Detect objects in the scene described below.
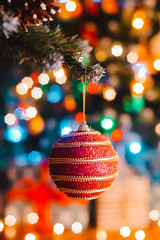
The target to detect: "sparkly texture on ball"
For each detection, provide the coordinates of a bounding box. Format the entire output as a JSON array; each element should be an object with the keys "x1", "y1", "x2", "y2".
[{"x1": 49, "y1": 121, "x2": 119, "y2": 200}]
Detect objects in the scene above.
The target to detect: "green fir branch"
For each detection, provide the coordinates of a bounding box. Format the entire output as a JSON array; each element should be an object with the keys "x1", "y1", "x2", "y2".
[{"x1": 0, "y1": 24, "x2": 104, "y2": 82}]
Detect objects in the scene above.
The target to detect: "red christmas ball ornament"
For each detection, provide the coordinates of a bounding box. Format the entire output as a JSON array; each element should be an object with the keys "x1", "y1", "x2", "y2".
[{"x1": 49, "y1": 121, "x2": 119, "y2": 200}]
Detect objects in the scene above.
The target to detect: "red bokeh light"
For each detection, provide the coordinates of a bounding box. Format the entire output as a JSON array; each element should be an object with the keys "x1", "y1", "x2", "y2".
[
  {"x1": 75, "y1": 112, "x2": 86, "y2": 123},
  {"x1": 88, "y1": 82, "x2": 99, "y2": 94}
]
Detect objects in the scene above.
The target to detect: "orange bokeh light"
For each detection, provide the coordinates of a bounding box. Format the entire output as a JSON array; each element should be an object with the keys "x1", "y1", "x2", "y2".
[
  {"x1": 75, "y1": 112, "x2": 86, "y2": 123},
  {"x1": 28, "y1": 115, "x2": 44, "y2": 135},
  {"x1": 101, "y1": 0, "x2": 119, "y2": 15},
  {"x1": 133, "y1": 9, "x2": 145, "y2": 19},
  {"x1": 58, "y1": 0, "x2": 83, "y2": 20},
  {"x1": 87, "y1": 82, "x2": 99, "y2": 95},
  {"x1": 64, "y1": 95, "x2": 77, "y2": 111},
  {"x1": 111, "y1": 129, "x2": 123, "y2": 141}
]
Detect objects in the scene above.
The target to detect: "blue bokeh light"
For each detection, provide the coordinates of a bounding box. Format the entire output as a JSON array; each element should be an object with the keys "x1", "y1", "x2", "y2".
[
  {"x1": 39, "y1": 138, "x2": 50, "y2": 150},
  {"x1": 14, "y1": 154, "x2": 28, "y2": 166},
  {"x1": 4, "y1": 125, "x2": 28, "y2": 142},
  {"x1": 28, "y1": 151, "x2": 42, "y2": 165},
  {"x1": 60, "y1": 116, "x2": 73, "y2": 136},
  {"x1": 91, "y1": 0, "x2": 101, "y2": 2},
  {"x1": 132, "y1": 63, "x2": 148, "y2": 78},
  {"x1": 14, "y1": 107, "x2": 26, "y2": 120},
  {"x1": 47, "y1": 84, "x2": 63, "y2": 103},
  {"x1": 58, "y1": 0, "x2": 69, "y2": 2}
]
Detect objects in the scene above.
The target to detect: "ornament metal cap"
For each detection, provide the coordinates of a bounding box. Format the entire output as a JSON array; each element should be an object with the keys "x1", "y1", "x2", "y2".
[{"x1": 78, "y1": 121, "x2": 90, "y2": 132}]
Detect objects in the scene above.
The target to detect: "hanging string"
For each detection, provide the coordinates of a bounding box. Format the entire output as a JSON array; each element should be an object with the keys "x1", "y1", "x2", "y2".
[{"x1": 83, "y1": 65, "x2": 87, "y2": 122}]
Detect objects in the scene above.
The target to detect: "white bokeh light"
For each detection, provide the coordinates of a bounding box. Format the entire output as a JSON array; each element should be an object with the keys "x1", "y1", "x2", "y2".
[
  {"x1": 38, "y1": 73, "x2": 50, "y2": 85},
  {"x1": 31, "y1": 87, "x2": 43, "y2": 99},
  {"x1": 28, "y1": 212, "x2": 39, "y2": 224},
  {"x1": 111, "y1": 44, "x2": 123, "y2": 57},
  {"x1": 149, "y1": 210, "x2": 159, "y2": 221},
  {"x1": 71, "y1": 222, "x2": 83, "y2": 234},
  {"x1": 120, "y1": 226, "x2": 131, "y2": 238},
  {"x1": 130, "y1": 142, "x2": 141, "y2": 154},
  {"x1": 135, "y1": 230, "x2": 145, "y2": 240},
  {"x1": 26, "y1": 107, "x2": 37, "y2": 119},
  {"x1": 65, "y1": 1, "x2": 77, "y2": 12},
  {"x1": 0, "y1": 221, "x2": 4, "y2": 232},
  {"x1": 4, "y1": 113, "x2": 16, "y2": 126},
  {"x1": 5, "y1": 215, "x2": 16, "y2": 227},
  {"x1": 25, "y1": 233, "x2": 36, "y2": 240},
  {"x1": 132, "y1": 18, "x2": 144, "y2": 29},
  {"x1": 53, "y1": 223, "x2": 65, "y2": 235}
]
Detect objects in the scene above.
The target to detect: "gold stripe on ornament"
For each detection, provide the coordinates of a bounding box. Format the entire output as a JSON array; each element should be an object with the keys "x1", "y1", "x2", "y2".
[
  {"x1": 61, "y1": 130, "x2": 101, "y2": 138},
  {"x1": 49, "y1": 156, "x2": 119, "y2": 164},
  {"x1": 49, "y1": 154, "x2": 118, "y2": 161},
  {"x1": 51, "y1": 171, "x2": 119, "y2": 182},
  {"x1": 70, "y1": 194, "x2": 103, "y2": 200},
  {"x1": 59, "y1": 186, "x2": 111, "y2": 194},
  {"x1": 53, "y1": 140, "x2": 111, "y2": 148}
]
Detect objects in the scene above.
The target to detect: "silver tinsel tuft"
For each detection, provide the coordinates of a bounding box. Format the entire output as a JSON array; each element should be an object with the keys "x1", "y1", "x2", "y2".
[
  {"x1": 2, "y1": 12, "x2": 20, "y2": 38},
  {"x1": 78, "y1": 39, "x2": 93, "y2": 58},
  {"x1": 87, "y1": 64, "x2": 105, "y2": 82},
  {"x1": 43, "y1": 52, "x2": 64, "y2": 71}
]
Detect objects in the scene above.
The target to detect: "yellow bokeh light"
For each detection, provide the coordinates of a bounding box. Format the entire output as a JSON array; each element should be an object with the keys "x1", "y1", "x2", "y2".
[
  {"x1": 5, "y1": 215, "x2": 16, "y2": 227},
  {"x1": 111, "y1": 44, "x2": 123, "y2": 57},
  {"x1": 103, "y1": 87, "x2": 117, "y2": 101},
  {"x1": 22, "y1": 77, "x2": 34, "y2": 89},
  {"x1": 71, "y1": 222, "x2": 83, "y2": 234},
  {"x1": 132, "y1": 18, "x2": 144, "y2": 29},
  {"x1": 65, "y1": 1, "x2": 77, "y2": 12},
  {"x1": 132, "y1": 82, "x2": 144, "y2": 94},
  {"x1": 56, "y1": 75, "x2": 67, "y2": 85},
  {"x1": 4, "y1": 227, "x2": 16, "y2": 239},
  {"x1": 38, "y1": 73, "x2": 50, "y2": 85},
  {"x1": 4, "y1": 113, "x2": 16, "y2": 126},
  {"x1": 127, "y1": 52, "x2": 138, "y2": 64},
  {"x1": 31, "y1": 87, "x2": 43, "y2": 99},
  {"x1": 16, "y1": 82, "x2": 28, "y2": 95},
  {"x1": 95, "y1": 49, "x2": 107, "y2": 62},
  {"x1": 96, "y1": 230, "x2": 107, "y2": 240},
  {"x1": 26, "y1": 107, "x2": 37, "y2": 119},
  {"x1": 158, "y1": 219, "x2": 160, "y2": 226},
  {"x1": 135, "y1": 230, "x2": 145, "y2": 240},
  {"x1": 149, "y1": 210, "x2": 159, "y2": 221},
  {"x1": 153, "y1": 59, "x2": 160, "y2": 71},
  {"x1": 53, "y1": 223, "x2": 64, "y2": 235},
  {"x1": 0, "y1": 221, "x2": 4, "y2": 232},
  {"x1": 53, "y1": 68, "x2": 65, "y2": 78},
  {"x1": 120, "y1": 226, "x2": 131, "y2": 238},
  {"x1": 25, "y1": 233, "x2": 36, "y2": 240}
]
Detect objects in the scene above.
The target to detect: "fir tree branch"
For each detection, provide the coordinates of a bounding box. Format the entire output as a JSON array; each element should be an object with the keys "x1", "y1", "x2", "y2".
[{"x1": 0, "y1": 24, "x2": 105, "y2": 82}]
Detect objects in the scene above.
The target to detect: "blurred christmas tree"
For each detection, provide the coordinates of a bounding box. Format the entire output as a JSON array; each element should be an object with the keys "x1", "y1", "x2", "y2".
[
  {"x1": 1, "y1": 0, "x2": 160, "y2": 180},
  {"x1": 1, "y1": 0, "x2": 160, "y2": 239}
]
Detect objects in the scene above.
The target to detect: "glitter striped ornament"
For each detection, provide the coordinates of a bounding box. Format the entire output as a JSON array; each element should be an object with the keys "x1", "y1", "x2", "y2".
[{"x1": 49, "y1": 122, "x2": 119, "y2": 200}]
